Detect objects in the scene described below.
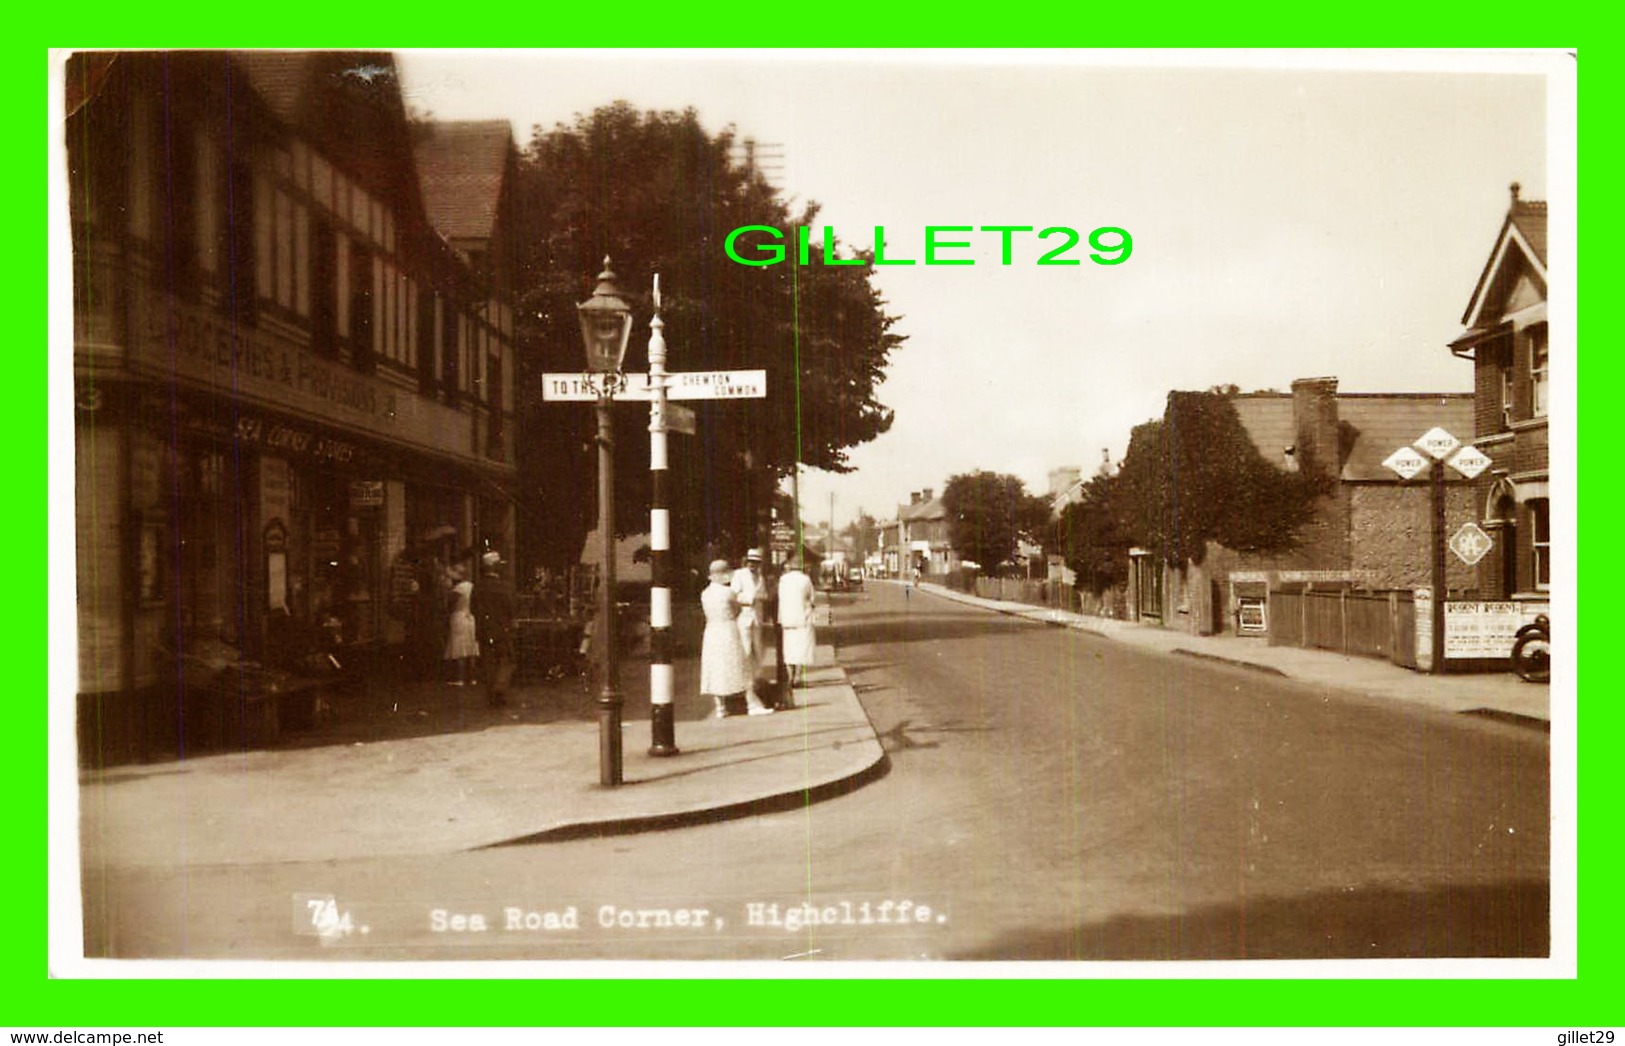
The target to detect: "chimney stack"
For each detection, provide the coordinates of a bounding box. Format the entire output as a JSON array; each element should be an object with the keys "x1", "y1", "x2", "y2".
[
  {"x1": 1290, "y1": 376, "x2": 1341, "y2": 483},
  {"x1": 922, "y1": 488, "x2": 934, "y2": 502}
]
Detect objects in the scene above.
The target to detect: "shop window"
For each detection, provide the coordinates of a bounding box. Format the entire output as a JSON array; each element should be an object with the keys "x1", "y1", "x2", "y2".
[
  {"x1": 486, "y1": 350, "x2": 505, "y2": 460},
  {"x1": 222, "y1": 162, "x2": 257, "y2": 328},
  {"x1": 349, "y1": 241, "x2": 375, "y2": 372},
  {"x1": 162, "y1": 113, "x2": 200, "y2": 297},
  {"x1": 441, "y1": 303, "x2": 460, "y2": 403},
  {"x1": 310, "y1": 215, "x2": 337, "y2": 355},
  {"x1": 253, "y1": 172, "x2": 273, "y2": 301},
  {"x1": 1530, "y1": 325, "x2": 1548, "y2": 418},
  {"x1": 128, "y1": 96, "x2": 152, "y2": 241},
  {"x1": 195, "y1": 132, "x2": 219, "y2": 277},
  {"x1": 417, "y1": 291, "x2": 437, "y2": 395},
  {"x1": 1529, "y1": 498, "x2": 1549, "y2": 591}
]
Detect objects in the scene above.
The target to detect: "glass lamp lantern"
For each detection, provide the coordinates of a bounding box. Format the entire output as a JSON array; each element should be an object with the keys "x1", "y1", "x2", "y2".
[{"x1": 576, "y1": 257, "x2": 633, "y2": 374}]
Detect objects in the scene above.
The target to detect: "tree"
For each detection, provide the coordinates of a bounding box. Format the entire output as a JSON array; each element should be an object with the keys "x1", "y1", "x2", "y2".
[
  {"x1": 841, "y1": 511, "x2": 879, "y2": 560},
  {"x1": 1115, "y1": 391, "x2": 1328, "y2": 567},
  {"x1": 941, "y1": 471, "x2": 1043, "y2": 572},
  {"x1": 1056, "y1": 475, "x2": 1133, "y2": 594},
  {"x1": 510, "y1": 103, "x2": 906, "y2": 571}
]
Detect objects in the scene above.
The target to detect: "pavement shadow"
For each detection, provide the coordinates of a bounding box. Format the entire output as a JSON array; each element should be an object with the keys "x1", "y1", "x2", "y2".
[
  {"x1": 948, "y1": 878, "x2": 1548, "y2": 960},
  {"x1": 834, "y1": 613, "x2": 1045, "y2": 649}
]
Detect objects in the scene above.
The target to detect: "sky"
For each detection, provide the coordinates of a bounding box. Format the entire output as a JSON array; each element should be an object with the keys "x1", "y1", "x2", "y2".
[{"x1": 394, "y1": 49, "x2": 1562, "y2": 530}]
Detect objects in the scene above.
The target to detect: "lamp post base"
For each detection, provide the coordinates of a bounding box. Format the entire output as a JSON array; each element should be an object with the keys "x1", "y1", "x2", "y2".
[
  {"x1": 597, "y1": 691, "x2": 623, "y2": 786},
  {"x1": 648, "y1": 703, "x2": 680, "y2": 757}
]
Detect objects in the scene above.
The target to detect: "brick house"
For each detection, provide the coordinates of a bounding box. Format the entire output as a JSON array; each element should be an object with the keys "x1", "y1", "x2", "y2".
[
  {"x1": 894, "y1": 489, "x2": 957, "y2": 576},
  {"x1": 1127, "y1": 378, "x2": 1476, "y2": 635},
  {"x1": 1447, "y1": 184, "x2": 1550, "y2": 603}
]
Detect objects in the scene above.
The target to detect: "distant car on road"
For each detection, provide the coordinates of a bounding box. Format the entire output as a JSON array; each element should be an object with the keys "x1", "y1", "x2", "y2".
[{"x1": 847, "y1": 567, "x2": 864, "y2": 590}]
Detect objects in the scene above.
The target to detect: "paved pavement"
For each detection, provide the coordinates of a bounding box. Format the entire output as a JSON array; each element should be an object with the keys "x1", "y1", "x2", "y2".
[
  {"x1": 78, "y1": 637, "x2": 883, "y2": 870},
  {"x1": 911, "y1": 580, "x2": 1552, "y2": 724},
  {"x1": 78, "y1": 583, "x2": 1548, "y2": 877}
]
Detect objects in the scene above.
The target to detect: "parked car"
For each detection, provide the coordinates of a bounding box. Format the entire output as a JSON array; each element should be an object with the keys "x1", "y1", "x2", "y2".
[{"x1": 847, "y1": 567, "x2": 864, "y2": 590}]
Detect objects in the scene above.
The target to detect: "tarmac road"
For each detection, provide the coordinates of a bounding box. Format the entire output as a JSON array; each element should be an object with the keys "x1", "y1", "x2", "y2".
[{"x1": 79, "y1": 581, "x2": 1549, "y2": 963}]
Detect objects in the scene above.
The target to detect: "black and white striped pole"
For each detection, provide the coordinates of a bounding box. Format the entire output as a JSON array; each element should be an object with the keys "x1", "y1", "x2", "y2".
[{"x1": 647, "y1": 276, "x2": 680, "y2": 757}]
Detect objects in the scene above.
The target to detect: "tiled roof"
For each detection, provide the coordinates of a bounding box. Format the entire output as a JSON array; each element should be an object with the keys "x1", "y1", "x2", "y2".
[
  {"x1": 1230, "y1": 395, "x2": 1296, "y2": 466},
  {"x1": 1511, "y1": 200, "x2": 1547, "y2": 266},
  {"x1": 1220, "y1": 391, "x2": 1475, "y2": 482},
  {"x1": 231, "y1": 51, "x2": 315, "y2": 121},
  {"x1": 1337, "y1": 394, "x2": 1475, "y2": 481},
  {"x1": 1461, "y1": 193, "x2": 1548, "y2": 326},
  {"x1": 898, "y1": 497, "x2": 945, "y2": 522},
  {"x1": 413, "y1": 120, "x2": 513, "y2": 243}
]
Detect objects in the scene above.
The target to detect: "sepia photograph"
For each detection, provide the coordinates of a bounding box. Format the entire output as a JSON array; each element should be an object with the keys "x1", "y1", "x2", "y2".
[{"x1": 51, "y1": 48, "x2": 1573, "y2": 971}]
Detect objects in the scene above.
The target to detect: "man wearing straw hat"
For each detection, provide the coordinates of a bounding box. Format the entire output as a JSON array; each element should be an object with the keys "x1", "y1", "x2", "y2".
[{"x1": 730, "y1": 548, "x2": 774, "y2": 714}]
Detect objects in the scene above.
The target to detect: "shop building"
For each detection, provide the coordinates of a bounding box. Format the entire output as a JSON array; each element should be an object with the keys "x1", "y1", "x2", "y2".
[{"x1": 67, "y1": 52, "x2": 517, "y2": 761}]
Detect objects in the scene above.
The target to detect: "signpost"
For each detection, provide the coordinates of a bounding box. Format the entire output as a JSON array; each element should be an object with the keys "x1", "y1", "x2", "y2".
[
  {"x1": 1383, "y1": 426, "x2": 1491, "y2": 675},
  {"x1": 544, "y1": 275, "x2": 766, "y2": 771},
  {"x1": 543, "y1": 370, "x2": 766, "y2": 402}
]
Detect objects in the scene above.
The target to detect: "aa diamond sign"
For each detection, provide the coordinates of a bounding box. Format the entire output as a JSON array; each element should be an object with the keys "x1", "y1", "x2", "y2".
[{"x1": 1449, "y1": 521, "x2": 1494, "y2": 566}]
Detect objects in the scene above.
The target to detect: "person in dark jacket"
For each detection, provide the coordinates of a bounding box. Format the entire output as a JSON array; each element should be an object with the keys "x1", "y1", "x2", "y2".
[{"x1": 470, "y1": 550, "x2": 517, "y2": 708}]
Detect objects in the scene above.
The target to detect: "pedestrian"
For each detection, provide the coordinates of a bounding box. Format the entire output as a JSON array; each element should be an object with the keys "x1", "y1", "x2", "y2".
[
  {"x1": 416, "y1": 548, "x2": 452, "y2": 678},
  {"x1": 443, "y1": 562, "x2": 478, "y2": 686},
  {"x1": 700, "y1": 558, "x2": 754, "y2": 718},
  {"x1": 731, "y1": 548, "x2": 773, "y2": 714},
  {"x1": 470, "y1": 550, "x2": 517, "y2": 709},
  {"x1": 777, "y1": 558, "x2": 817, "y2": 688}
]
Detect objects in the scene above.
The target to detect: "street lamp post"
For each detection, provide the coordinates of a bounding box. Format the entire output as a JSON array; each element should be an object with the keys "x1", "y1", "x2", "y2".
[{"x1": 578, "y1": 258, "x2": 634, "y2": 786}]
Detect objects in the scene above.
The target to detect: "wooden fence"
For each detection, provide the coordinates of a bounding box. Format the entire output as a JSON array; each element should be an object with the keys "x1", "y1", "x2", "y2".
[{"x1": 1268, "y1": 588, "x2": 1417, "y2": 669}]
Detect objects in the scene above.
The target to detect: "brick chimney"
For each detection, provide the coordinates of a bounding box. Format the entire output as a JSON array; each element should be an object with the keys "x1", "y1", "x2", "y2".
[
  {"x1": 922, "y1": 487, "x2": 934, "y2": 502},
  {"x1": 910, "y1": 491, "x2": 922, "y2": 505},
  {"x1": 1290, "y1": 376, "x2": 1341, "y2": 483}
]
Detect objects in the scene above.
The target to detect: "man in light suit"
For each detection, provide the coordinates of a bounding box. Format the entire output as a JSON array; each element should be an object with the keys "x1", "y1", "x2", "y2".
[{"x1": 730, "y1": 548, "x2": 774, "y2": 714}]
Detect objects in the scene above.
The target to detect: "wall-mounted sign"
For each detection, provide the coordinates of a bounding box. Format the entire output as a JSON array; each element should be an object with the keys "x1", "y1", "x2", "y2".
[
  {"x1": 1448, "y1": 445, "x2": 1492, "y2": 480},
  {"x1": 1449, "y1": 522, "x2": 1493, "y2": 566},
  {"x1": 263, "y1": 518, "x2": 288, "y2": 554},
  {"x1": 349, "y1": 480, "x2": 385, "y2": 508},
  {"x1": 1237, "y1": 597, "x2": 1268, "y2": 633}
]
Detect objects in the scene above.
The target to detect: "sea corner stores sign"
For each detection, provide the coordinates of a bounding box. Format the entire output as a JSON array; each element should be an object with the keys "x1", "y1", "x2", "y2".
[{"x1": 1383, "y1": 446, "x2": 1430, "y2": 480}]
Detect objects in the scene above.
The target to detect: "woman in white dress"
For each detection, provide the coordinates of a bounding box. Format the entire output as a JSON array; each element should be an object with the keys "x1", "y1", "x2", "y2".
[
  {"x1": 443, "y1": 564, "x2": 479, "y2": 686},
  {"x1": 777, "y1": 562, "x2": 817, "y2": 686},
  {"x1": 700, "y1": 559, "x2": 755, "y2": 717}
]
